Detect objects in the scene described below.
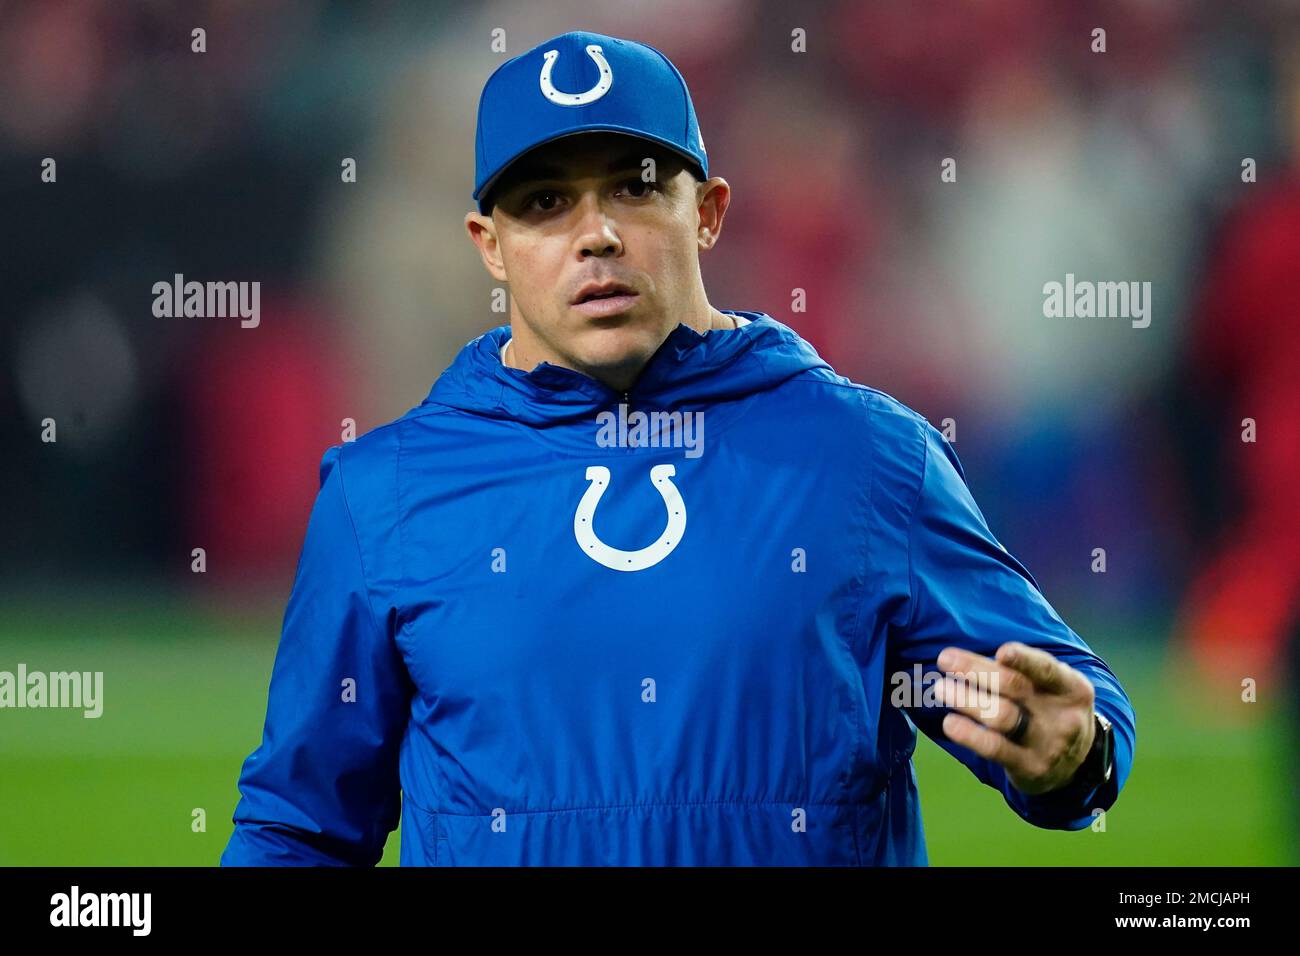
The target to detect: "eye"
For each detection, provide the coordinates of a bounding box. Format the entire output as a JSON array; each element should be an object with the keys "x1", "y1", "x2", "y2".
[
  {"x1": 620, "y1": 177, "x2": 660, "y2": 199},
  {"x1": 523, "y1": 189, "x2": 564, "y2": 213}
]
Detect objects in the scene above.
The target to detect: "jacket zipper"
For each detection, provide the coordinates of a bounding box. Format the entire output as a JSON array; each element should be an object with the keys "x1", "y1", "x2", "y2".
[{"x1": 622, "y1": 390, "x2": 634, "y2": 453}]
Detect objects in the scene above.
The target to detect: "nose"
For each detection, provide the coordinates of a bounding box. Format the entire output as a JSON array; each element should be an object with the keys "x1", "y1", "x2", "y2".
[{"x1": 573, "y1": 190, "x2": 623, "y2": 259}]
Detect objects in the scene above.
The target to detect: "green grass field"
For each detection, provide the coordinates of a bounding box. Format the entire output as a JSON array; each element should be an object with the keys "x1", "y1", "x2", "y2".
[{"x1": 1, "y1": 597, "x2": 1292, "y2": 865}]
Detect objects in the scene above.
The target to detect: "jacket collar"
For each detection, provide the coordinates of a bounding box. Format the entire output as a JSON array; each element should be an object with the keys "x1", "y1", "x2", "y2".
[{"x1": 422, "y1": 310, "x2": 831, "y2": 425}]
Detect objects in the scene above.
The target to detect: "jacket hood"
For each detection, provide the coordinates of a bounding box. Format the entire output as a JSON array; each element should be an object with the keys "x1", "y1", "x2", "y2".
[{"x1": 422, "y1": 310, "x2": 832, "y2": 426}]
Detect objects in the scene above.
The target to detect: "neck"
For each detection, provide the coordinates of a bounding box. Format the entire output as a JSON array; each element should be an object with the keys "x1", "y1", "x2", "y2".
[{"x1": 501, "y1": 302, "x2": 737, "y2": 386}]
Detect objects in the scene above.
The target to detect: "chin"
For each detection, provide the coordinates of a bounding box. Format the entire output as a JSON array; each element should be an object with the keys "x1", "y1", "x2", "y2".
[{"x1": 571, "y1": 320, "x2": 658, "y2": 370}]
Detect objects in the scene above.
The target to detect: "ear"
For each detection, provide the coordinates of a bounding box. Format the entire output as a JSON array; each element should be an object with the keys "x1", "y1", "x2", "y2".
[
  {"x1": 695, "y1": 177, "x2": 730, "y2": 251},
  {"x1": 465, "y1": 210, "x2": 509, "y2": 283}
]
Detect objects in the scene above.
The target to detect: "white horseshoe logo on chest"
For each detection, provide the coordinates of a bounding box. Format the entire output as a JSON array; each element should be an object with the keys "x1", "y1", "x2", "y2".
[
  {"x1": 539, "y1": 45, "x2": 613, "y2": 107},
  {"x1": 574, "y1": 464, "x2": 686, "y2": 571}
]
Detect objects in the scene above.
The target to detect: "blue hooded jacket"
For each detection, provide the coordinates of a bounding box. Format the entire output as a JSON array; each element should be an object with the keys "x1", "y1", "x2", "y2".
[{"x1": 221, "y1": 310, "x2": 1135, "y2": 866}]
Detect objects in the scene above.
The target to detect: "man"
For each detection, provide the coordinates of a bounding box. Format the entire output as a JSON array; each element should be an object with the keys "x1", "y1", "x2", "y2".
[{"x1": 222, "y1": 30, "x2": 1134, "y2": 866}]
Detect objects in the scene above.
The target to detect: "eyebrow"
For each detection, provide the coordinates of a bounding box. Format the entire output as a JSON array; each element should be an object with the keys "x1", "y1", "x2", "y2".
[{"x1": 506, "y1": 149, "x2": 668, "y2": 187}]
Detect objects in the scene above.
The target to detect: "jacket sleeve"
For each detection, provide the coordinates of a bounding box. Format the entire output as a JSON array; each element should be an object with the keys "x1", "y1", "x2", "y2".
[
  {"x1": 221, "y1": 444, "x2": 413, "y2": 865},
  {"x1": 887, "y1": 422, "x2": 1136, "y2": 830}
]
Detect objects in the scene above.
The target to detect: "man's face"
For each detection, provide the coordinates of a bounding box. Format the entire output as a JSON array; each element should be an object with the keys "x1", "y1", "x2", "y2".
[{"x1": 465, "y1": 131, "x2": 728, "y2": 386}]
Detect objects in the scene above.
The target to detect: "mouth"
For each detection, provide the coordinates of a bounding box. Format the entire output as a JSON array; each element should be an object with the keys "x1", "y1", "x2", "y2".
[{"x1": 571, "y1": 282, "x2": 640, "y2": 317}]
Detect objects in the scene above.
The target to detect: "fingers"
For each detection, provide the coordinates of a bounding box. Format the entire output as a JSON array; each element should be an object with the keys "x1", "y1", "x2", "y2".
[
  {"x1": 934, "y1": 644, "x2": 1097, "y2": 791},
  {"x1": 934, "y1": 675, "x2": 1022, "y2": 735},
  {"x1": 995, "y1": 641, "x2": 1088, "y2": 696},
  {"x1": 935, "y1": 646, "x2": 1035, "y2": 702},
  {"x1": 940, "y1": 711, "x2": 1035, "y2": 777}
]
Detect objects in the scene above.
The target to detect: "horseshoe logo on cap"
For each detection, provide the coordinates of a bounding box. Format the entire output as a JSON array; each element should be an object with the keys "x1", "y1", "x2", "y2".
[
  {"x1": 540, "y1": 44, "x2": 613, "y2": 107},
  {"x1": 574, "y1": 464, "x2": 686, "y2": 572}
]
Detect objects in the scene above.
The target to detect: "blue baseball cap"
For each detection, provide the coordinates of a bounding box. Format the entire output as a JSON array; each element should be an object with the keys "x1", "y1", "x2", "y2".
[{"x1": 473, "y1": 30, "x2": 709, "y2": 214}]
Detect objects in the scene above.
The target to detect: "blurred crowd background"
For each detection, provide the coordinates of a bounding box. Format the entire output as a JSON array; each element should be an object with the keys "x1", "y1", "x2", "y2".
[{"x1": 1, "y1": 0, "x2": 1297, "y2": 865}]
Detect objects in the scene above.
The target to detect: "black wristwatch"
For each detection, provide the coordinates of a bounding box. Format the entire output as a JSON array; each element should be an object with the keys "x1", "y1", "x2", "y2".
[{"x1": 1067, "y1": 710, "x2": 1114, "y2": 793}]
